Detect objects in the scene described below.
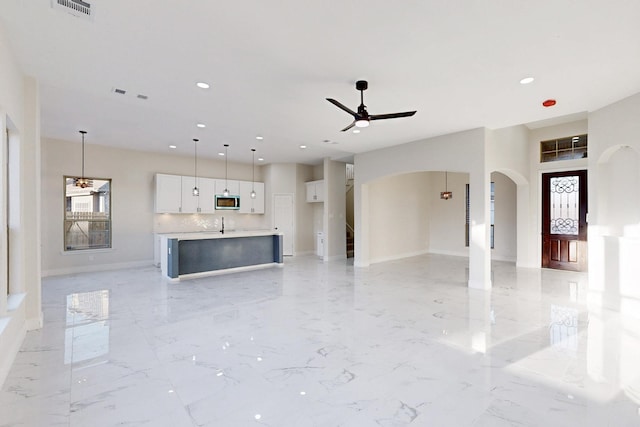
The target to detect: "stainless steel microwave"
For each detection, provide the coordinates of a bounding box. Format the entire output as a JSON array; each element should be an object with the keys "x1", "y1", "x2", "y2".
[{"x1": 215, "y1": 195, "x2": 240, "y2": 210}]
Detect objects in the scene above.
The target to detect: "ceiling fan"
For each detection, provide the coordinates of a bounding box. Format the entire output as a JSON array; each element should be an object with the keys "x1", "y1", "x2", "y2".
[{"x1": 326, "y1": 80, "x2": 417, "y2": 132}]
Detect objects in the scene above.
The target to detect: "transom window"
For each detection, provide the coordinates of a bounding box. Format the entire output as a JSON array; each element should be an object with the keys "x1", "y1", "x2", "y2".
[
  {"x1": 64, "y1": 177, "x2": 111, "y2": 251},
  {"x1": 540, "y1": 134, "x2": 588, "y2": 163}
]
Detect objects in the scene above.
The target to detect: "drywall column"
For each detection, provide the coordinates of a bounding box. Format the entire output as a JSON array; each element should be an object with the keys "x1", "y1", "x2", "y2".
[
  {"x1": 516, "y1": 184, "x2": 535, "y2": 268},
  {"x1": 323, "y1": 158, "x2": 346, "y2": 261},
  {"x1": 468, "y1": 167, "x2": 492, "y2": 289},
  {"x1": 354, "y1": 182, "x2": 369, "y2": 267},
  {"x1": 22, "y1": 76, "x2": 42, "y2": 329}
]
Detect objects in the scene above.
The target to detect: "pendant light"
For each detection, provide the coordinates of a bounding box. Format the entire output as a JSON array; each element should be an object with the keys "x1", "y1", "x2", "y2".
[
  {"x1": 250, "y1": 148, "x2": 256, "y2": 199},
  {"x1": 223, "y1": 144, "x2": 230, "y2": 196},
  {"x1": 192, "y1": 138, "x2": 199, "y2": 196},
  {"x1": 440, "y1": 171, "x2": 453, "y2": 200},
  {"x1": 75, "y1": 130, "x2": 90, "y2": 188}
]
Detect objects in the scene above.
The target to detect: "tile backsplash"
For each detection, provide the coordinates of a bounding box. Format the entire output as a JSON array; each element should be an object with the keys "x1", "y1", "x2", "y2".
[{"x1": 154, "y1": 212, "x2": 268, "y2": 233}]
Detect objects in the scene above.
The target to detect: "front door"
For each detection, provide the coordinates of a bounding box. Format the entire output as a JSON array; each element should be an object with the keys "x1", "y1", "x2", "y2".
[{"x1": 542, "y1": 170, "x2": 588, "y2": 271}]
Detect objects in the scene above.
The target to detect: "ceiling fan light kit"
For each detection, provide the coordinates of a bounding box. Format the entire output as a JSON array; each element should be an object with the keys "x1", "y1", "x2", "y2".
[{"x1": 326, "y1": 80, "x2": 417, "y2": 132}]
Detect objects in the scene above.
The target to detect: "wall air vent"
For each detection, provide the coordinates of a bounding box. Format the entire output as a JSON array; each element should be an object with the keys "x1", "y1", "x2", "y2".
[{"x1": 51, "y1": 0, "x2": 93, "y2": 20}]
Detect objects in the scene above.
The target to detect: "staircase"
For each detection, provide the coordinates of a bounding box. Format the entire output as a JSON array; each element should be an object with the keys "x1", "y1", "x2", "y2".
[{"x1": 346, "y1": 163, "x2": 355, "y2": 258}]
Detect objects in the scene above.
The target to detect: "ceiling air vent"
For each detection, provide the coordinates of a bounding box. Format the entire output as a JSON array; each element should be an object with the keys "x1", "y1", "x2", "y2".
[{"x1": 51, "y1": 0, "x2": 93, "y2": 20}]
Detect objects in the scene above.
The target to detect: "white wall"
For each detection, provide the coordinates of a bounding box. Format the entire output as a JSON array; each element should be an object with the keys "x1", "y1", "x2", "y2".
[
  {"x1": 41, "y1": 138, "x2": 266, "y2": 276},
  {"x1": 263, "y1": 163, "x2": 317, "y2": 256},
  {"x1": 491, "y1": 172, "x2": 517, "y2": 262},
  {"x1": 0, "y1": 27, "x2": 41, "y2": 386},
  {"x1": 296, "y1": 164, "x2": 315, "y2": 255},
  {"x1": 428, "y1": 171, "x2": 467, "y2": 257},
  {"x1": 588, "y1": 93, "x2": 640, "y2": 317},
  {"x1": 324, "y1": 159, "x2": 346, "y2": 261},
  {"x1": 486, "y1": 125, "x2": 532, "y2": 266},
  {"x1": 368, "y1": 172, "x2": 431, "y2": 263}
]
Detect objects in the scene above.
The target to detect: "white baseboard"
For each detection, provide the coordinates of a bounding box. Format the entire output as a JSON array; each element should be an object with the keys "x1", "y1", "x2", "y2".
[
  {"x1": 26, "y1": 312, "x2": 44, "y2": 331},
  {"x1": 293, "y1": 250, "x2": 315, "y2": 257},
  {"x1": 42, "y1": 260, "x2": 154, "y2": 277},
  {"x1": 427, "y1": 249, "x2": 469, "y2": 258},
  {"x1": 370, "y1": 249, "x2": 430, "y2": 265}
]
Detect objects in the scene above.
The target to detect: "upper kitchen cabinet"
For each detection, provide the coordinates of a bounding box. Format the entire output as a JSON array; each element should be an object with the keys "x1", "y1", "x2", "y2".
[
  {"x1": 155, "y1": 174, "x2": 183, "y2": 213},
  {"x1": 197, "y1": 177, "x2": 216, "y2": 213},
  {"x1": 306, "y1": 180, "x2": 324, "y2": 202},
  {"x1": 181, "y1": 176, "x2": 199, "y2": 213},
  {"x1": 155, "y1": 174, "x2": 216, "y2": 214},
  {"x1": 215, "y1": 179, "x2": 240, "y2": 196},
  {"x1": 239, "y1": 181, "x2": 265, "y2": 214}
]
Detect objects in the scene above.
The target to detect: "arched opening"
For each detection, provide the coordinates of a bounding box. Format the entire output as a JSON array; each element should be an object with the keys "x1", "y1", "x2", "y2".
[{"x1": 490, "y1": 171, "x2": 518, "y2": 263}]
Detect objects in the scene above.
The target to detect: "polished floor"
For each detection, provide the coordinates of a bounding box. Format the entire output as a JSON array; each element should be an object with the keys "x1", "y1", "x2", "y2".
[{"x1": 1, "y1": 254, "x2": 639, "y2": 426}]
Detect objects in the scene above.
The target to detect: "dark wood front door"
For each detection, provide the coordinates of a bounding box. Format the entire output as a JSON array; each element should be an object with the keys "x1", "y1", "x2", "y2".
[{"x1": 542, "y1": 170, "x2": 588, "y2": 271}]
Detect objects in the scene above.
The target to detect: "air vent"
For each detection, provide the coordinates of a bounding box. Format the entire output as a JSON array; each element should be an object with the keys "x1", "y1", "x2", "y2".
[
  {"x1": 137, "y1": 94, "x2": 148, "y2": 100},
  {"x1": 113, "y1": 88, "x2": 126, "y2": 95},
  {"x1": 51, "y1": 0, "x2": 93, "y2": 20}
]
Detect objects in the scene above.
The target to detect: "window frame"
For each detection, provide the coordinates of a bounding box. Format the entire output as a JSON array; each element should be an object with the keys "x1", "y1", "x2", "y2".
[{"x1": 63, "y1": 176, "x2": 112, "y2": 252}]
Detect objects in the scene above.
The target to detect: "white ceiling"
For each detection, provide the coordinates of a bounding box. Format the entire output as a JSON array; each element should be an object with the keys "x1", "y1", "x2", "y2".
[{"x1": 2, "y1": 0, "x2": 640, "y2": 165}]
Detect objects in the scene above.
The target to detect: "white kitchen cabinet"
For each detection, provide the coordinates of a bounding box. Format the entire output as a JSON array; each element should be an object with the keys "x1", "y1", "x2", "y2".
[
  {"x1": 155, "y1": 174, "x2": 183, "y2": 213},
  {"x1": 181, "y1": 176, "x2": 200, "y2": 213},
  {"x1": 215, "y1": 179, "x2": 240, "y2": 196},
  {"x1": 198, "y1": 177, "x2": 216, "y2": 213},
  {"x1": 239, "y1": 181, "x2": 265, "y2": 214},
  {"x1": 306, "y1": 180, "x2": 324, "y2": 202}
]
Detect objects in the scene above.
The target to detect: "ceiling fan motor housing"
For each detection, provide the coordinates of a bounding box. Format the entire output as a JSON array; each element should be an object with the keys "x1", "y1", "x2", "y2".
[{"x1": 356, "y1": 80, "x2": 368, "y2": 91}]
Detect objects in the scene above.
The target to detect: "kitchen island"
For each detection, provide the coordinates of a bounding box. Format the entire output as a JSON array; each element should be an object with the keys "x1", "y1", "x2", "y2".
[{"x1": 157, "y1": 230, "x2": 283, "y2": 280}]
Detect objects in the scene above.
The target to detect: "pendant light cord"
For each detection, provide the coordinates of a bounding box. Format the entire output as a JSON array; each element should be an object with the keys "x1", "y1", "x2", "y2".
[
  {"x1": 224, "y1": 144, "x2": 229, "y2": 194},
  {"x1": 251, "y1": 148, "x2": 255, "y2": 191},
  {"x1": 79, "y1": 130, "x2": 87, "y2": 180},
  {"x1": 193, "y1": 139, "x2": 198, "y2": 184}
]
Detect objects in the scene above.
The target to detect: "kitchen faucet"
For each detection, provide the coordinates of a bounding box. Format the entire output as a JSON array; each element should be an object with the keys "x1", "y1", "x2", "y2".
[{"x1": 220, "y1": 216, "x2": 225, "y2": 234}]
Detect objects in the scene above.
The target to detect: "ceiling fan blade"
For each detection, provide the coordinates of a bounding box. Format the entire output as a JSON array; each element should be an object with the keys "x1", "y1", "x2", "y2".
[
  {"x1": 340, "y1": 122, "x2": 356, "y2": 132},
  {"x1": 369, "y1": 111, "x2": 417, "y2": 121},
  {"x1": 326, "y1": 98, "x2": 357, "y2": 117}
]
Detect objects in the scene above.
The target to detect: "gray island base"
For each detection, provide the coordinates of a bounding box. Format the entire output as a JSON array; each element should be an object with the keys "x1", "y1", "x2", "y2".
[{"x1": 159, "y1": 231, "x2": 284, "y2": 280}]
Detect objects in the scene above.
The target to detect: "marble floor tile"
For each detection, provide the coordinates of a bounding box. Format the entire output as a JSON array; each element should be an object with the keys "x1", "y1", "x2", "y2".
[{"x1": 1, "y1": 254, "x2": 640, "y2": 426}]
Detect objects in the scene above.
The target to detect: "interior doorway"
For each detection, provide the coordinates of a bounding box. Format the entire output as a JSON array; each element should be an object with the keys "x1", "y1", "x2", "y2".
[{"x1": 542, "y1": 170, "x2": 588, "y2": 271}]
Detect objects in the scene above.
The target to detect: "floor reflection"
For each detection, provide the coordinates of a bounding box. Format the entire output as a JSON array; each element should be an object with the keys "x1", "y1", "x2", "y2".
[{"x1": 64, "y1": 290, "x2": 110, "y2": 366}]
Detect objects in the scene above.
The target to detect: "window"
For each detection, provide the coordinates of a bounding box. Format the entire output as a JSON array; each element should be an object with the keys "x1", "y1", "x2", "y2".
[
  {"x1": 540, "y1": 134, "x2": 587, "y2": 163},
  {"x1": 465, "y1": 182, "x2": 494, "y2": 248},
  {"x1": 64, "y1": 177, "x2": 111, "y2": 251}
]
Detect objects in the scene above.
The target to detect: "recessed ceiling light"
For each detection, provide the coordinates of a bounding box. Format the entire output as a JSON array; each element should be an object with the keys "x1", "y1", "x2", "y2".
[
  {"x1": 196, "y1": 123, "x2": 206, "y2": 128},
  {"x1": 169, "y1": 145, "x2": 177, "y2": 149},
  {"x1": 299, "y1": 145, "x2": 307, "y2": 149},
  {"x1": 256, "y1": 135, "x2": 263, "y2": 140},
  {"x1": 218, "y1": 152, "x2": 225, "y2": 156},
  {"x1": 520, "y1": 77, "x2": 535, "y2": 85},
  {"x1": 196, "y1": 82, "x2": 210, "y2": 89},
  {"x1": 258, "y1": 157, "x2": 264, "y2": 161},
  {"x1": 352, "y1": 129, "x2": 361, "y2": 134}
]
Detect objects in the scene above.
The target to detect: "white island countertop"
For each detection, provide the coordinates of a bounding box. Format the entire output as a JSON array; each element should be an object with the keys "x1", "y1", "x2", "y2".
[{"x1": 157, "y1": 230, "x2": 282, "y2": 241}]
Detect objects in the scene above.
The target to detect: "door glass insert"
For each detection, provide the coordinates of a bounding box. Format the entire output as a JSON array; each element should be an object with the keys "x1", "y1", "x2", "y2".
[{"x1": 550, "y1": 175, "x2": 579, "y2": 235}]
